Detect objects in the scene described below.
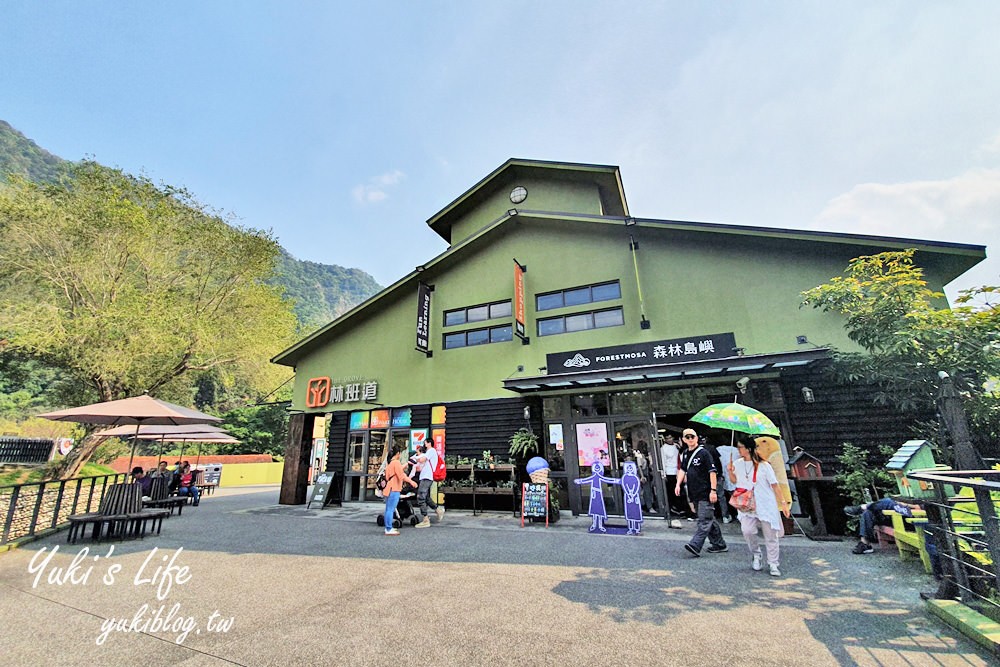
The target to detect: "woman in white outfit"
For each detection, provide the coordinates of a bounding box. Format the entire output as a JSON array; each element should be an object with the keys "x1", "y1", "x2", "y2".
[{"x1": 726, "y1": 435, "x2": 791, "y2": 576}]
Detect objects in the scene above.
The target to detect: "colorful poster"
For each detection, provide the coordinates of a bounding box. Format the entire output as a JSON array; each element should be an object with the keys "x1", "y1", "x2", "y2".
[
  {"x1": 514, "y1": 261, "x2": 526, "y2": 339},
  {"x1": 311, "y1": 415, "x2": 327, "y2": 440},
  {"x1": 349, "y1": 411, "x2": 370, "y2": 430},
  {"x1": 576, "y1": 422, "x2": 610, "y2": 467},
  {"x1": 431, "y1": 405, "x2": 446, "y2": 425},
  {"x1": 392, "y1": 408, "x2": 412, "y2": 428},
  {"x1": 409, "y1": 428, "x2": 429, "y2": 455},
  {"x1": 432, "y1": 428, "x2": 446, "y2": 459},
  {"x1": 370, "y1": 409, "x2": 391, "y2": 429},
  {"x1": 549, "y1": 424, "x2": 564, "y2": 452}
]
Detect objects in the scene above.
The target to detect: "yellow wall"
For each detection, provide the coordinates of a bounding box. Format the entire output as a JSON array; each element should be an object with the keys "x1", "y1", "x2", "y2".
[{"x1": 219, "y1": 462, "x2": 284, "y2": 487}]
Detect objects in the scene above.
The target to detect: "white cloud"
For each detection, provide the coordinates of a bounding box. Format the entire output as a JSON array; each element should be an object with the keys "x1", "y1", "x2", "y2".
[
  {"x1": 351, "y1": 169, "x2": 406, "y2": 205},
  {"x1": 813, "y1": 169, "x2": 1000, "y2": 296}
]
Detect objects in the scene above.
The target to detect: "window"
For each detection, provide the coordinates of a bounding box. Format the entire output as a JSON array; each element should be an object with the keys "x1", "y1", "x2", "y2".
[
  {"x1": 536, "y1": 307, "x2": 624, "y2": 337},
  {"x1": 443, "y1": 299, "x2": 512, "y2": 327},
  {"x1": 535, "y1": 281, "x2": 621, "y2": 312},
  {"x1": 443, "y1": 324, "x2": 513, "y2": 349}
]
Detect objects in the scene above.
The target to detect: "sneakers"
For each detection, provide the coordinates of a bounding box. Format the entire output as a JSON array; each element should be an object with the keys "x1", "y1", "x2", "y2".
[
  {"x1": 722, "y1": 516, "x2": 732, "y2": 524},
  {"x1": 415, "y1": 517, "x2": 431, "y2": 528},
  {"x1": 684, "y1": 543, "x2": 701, "y2": 558},
  {"x1": 852, "y1": 541, "x2": 874, "y2": 554},
  {"x1": 384, "y1": 529, "x2": 400, "y2": 536},
  {"x1": 769, "y1": 564, "x2": 781, "y2": 577},
  {"x1": 843, "y1": 505, "x2": 864, "y2": 517},
  {"x1": 706, "y1": 544, "x2": 729, "y2": 553},
  {"x1": 752, "y1": 552, "x2": 762, "y2": 571},
  {"x1": 436, "y1": 506, "x2": 445, "y2": 521}
]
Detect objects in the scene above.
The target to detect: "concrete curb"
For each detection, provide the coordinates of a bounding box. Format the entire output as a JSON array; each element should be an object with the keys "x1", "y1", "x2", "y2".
[{"x1": 927, "y1": 599, "x2": 1000, "y2": 655}]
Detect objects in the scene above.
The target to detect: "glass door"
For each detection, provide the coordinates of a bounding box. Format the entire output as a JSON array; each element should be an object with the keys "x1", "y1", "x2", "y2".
[
  {"x1": 613, "y1": 418, "x2": 662, "y2": 518},
  {"x1": 363, "y1": 430, "x2": 389, "y2": 501}
]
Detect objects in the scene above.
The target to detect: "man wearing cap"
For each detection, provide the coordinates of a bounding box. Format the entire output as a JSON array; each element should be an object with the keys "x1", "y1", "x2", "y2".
[{"x1": 675, "y1": 428, "x2": 728, "y2": 557}]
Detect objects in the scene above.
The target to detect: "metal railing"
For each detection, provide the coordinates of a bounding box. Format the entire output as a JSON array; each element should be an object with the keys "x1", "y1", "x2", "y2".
[
  {"x1": 908, "y1": 468, "x2": 1000, "y2": 613},
  {"x1": 1, "y1": 472, "x2": 128, "y2": 547}
]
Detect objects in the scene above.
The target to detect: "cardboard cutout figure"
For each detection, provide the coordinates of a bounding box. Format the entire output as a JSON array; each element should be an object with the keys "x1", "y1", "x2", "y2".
[
  {"x1": 754, "y1": 436, "x2": 791, "y2": 506},
  {"x1": 573, "y1": 461, "x2": 621, "y2": 533},
  {"x1": 620, "y1": 461, "x2": 644, "y2": 534}
]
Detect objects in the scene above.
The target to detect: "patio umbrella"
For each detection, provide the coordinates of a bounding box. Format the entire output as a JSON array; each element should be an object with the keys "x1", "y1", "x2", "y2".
[
  {"x1": 39, "y1": 395, "x2": 223, "y2": 470},
  {"x1": 689, "y1": 402, "x2": 781, "y2": 437},
  {"x1": 95, "y1": 424, "x2": 237, "y2": 467}
]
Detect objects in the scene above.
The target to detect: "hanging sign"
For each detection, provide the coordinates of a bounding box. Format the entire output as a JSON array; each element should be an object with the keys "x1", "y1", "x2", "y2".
[
  {"x1": 513, "y1": 261, "x2": 526, "y2": 339},
  {"x1": 547, "y1": 332, "x2": 738, "y2": 374},
  {"x1": 416, "y1": 282, "x2": 432, "y2": 354}
]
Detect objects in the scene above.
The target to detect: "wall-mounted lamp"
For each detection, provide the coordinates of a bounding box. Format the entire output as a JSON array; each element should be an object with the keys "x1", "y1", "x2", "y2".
[
  {"x1": 736, "y1": 376, "x2": 750, "y2": 394},
  {"x1": 415, "y1": 265, "x2": 426, "y2": 272},
  {"x1": 732, "y1": 347, "x2": 746, "y2": 357},
  {"x1": 507, "y1": 208, "x2": 519, "y2": 217},
  {"x1": 523, "y1": 406, "x2": 531, "y2": 421},
  {"x1": 801, "y1": 387, "x2": 815, "y2": 403},
  {"x1": 624, "y1": 217, "x2": 637, "y2": 226},
  {"x1": 796, "y1": 335, "x2": 809, "y2": 345}
]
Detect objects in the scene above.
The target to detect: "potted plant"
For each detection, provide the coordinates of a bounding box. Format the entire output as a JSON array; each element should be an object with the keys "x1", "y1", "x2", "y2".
[{"x1": 508, "y1": 428, "x2": 539, "y2": 459}]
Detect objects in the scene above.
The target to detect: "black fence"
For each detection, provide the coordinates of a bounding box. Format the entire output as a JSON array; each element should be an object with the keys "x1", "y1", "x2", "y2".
[
  {"x1": 0, "y1": 437, "x2": 54, "y2": 464},
  {"x1": 908, "y1": 468, "x2": 1000, "y2": 616},
  {"x1": 1, "y1": 473, "x2": 128, "y2": 546}
]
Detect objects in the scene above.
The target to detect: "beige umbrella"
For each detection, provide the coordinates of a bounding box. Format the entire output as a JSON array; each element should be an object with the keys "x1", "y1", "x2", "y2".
[
  {"x1": 39, "y1": 395, "x2": 222, "y2": 470},
  {"x1": 95, "y1": 424, "x2": 237, "y2": 467}
]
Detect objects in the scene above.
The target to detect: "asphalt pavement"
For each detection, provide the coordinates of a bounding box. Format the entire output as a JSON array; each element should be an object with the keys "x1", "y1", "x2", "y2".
[{"x1": 0, "y1": 485, "x2": 992, "y2": 666}]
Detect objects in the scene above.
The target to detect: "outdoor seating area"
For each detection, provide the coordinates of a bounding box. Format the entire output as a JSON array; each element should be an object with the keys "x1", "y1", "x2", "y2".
[
  {"x1": 142, "y1": 476, "x2": 191, "y2": 515},
  {"x1": 67, "y1": 482, "x2": 168, "y2": 544}
]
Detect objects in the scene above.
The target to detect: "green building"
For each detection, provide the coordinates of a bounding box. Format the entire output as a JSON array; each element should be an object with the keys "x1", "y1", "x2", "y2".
[{"x1": 272, "y1": 159, "x2": 985, "y2": 516}]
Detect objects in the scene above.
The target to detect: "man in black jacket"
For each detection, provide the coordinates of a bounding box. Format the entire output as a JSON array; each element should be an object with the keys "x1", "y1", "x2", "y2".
[{"x1": 675, "y1": 428, "x2": 727, "y2": 556}]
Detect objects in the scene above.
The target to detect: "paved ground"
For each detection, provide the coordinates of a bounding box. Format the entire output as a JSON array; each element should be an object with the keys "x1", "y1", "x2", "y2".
[{"x1": 0, "y1": 485, "x2": 992, "y2": 666}]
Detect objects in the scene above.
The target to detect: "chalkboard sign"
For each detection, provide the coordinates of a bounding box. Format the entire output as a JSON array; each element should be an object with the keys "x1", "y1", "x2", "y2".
[
  {"x1": 521, "y1": 482, "x2": 549, "y2": 527},
  {"x1": 307, "y1": 472, "x2": 339, "y2": 509}
]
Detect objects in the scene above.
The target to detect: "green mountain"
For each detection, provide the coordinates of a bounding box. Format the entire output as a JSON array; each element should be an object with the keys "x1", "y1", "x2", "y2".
[
  {"x1": 0, "y1": 120, "x2": 66, "y2": 183},
  {"x1": 0, "y1": 120, "x2": 381, "y2": 330}
]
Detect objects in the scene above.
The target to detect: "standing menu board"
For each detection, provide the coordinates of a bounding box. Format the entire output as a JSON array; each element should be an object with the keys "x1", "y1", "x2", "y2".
[
  {"x1": 521, "y1": 482, "x2": 549, "y2": 527},
  {"x1": 307, "y1": 472, "x2": 339, "y2": 509}
]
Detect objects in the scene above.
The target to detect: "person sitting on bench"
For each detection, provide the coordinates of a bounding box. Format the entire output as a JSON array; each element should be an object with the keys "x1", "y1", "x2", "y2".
[
  {"x1": 844, "y1": 497, "x2": 922, "y2": 554},
  {"x1": 131, "y1": 466, "x2": 154, "y2": 500},
  {"x1": 177, "y1": 461, "x2": 201, "y2": 507}
]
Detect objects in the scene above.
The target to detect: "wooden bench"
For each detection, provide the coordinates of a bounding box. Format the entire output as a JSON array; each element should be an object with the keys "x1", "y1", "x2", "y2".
[
  {"x1": 143, "y1": 477, "x2": 190, "y2": 515},
  {"x1": 883, "y1": 509, "x2": 933, "y2": 574},
  {"x1": 68, "y1": 483, "x2": 169, "y2": 543}
]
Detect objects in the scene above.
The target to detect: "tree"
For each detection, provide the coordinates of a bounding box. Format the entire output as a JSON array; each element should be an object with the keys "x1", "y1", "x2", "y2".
[
  {"x1": 218, "y1": 402, "x2": 290, "y2": 458},
  {"x1": 801, "y1": 249, "x2": 1000, "y2": 456},
  {"x1": 0, "y1": 162, "x2": 299, "y2": 475}
]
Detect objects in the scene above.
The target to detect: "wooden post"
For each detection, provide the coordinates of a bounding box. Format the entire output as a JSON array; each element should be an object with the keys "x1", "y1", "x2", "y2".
[{"x1": 280, "y1": 413, "x2": 315, "y2": 505}]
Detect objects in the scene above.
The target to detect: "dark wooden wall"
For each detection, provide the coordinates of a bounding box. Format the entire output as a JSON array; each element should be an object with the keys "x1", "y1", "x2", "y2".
[
  {"x1": 444, "y1": 396, "x2": 537, "y2": 458},
  {"x1": 781, "y1": 363, "x2": 936, "y2": 471}
]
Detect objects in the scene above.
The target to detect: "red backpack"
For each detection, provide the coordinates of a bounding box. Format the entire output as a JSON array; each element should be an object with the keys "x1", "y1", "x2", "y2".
[{"x1": 432, "y1": 450, "x2": 447, "y2": 482}]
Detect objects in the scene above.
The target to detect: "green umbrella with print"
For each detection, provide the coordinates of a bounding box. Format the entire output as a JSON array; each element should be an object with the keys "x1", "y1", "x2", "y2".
[{"x1": 689, "y1": 402, "x2": 781, "y2": 437}]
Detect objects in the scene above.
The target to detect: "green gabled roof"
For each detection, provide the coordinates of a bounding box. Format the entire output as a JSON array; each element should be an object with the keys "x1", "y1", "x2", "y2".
[
  {"x1": 271, "y1": 160, "x2": 987, "y2": 368},
  {"x1": 271, "y1": 208, "x2": 985, "y2": 367},
  {"x1": 426, "y1": 158, "x2": 629, "y2": 243}
]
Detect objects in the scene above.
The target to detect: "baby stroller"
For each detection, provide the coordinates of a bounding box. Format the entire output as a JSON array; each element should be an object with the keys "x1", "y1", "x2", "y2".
[{"x1": 376, "y1": 481, "x2": 420, "y2": 528}]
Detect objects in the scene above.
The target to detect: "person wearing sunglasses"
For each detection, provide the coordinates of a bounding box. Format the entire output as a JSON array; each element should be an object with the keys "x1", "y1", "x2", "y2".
[{"x1": 675, "y1": 429, "x2": 728, "y2": 557}]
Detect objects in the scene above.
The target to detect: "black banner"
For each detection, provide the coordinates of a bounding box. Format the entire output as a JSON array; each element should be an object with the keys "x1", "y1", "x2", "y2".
[
  {"x1": 415, "y1": 282, "x2": 431, "y2": 353},
  {"x1": 546, "y1": 332, "x2": 737, "y2": 374}
]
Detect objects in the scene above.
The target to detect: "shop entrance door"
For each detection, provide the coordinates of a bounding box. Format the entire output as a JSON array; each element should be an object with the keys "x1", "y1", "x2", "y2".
[
  {"x1": 344, "y1": 430, "x2": 389, "y2": 502},
  {"x1": 612, "y1": 418, "x2": 662, "y2": 517}
]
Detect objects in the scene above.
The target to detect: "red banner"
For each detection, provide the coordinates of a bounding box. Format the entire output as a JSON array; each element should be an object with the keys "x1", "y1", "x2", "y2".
[{"x1": 514, "y1": 261, "x2": 526, "y2": 339}]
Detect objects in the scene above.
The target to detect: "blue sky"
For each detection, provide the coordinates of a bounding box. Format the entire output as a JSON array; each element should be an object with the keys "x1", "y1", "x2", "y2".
[{"x1": 3, "y1": 2, "x2": 998, "y2": 300}]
